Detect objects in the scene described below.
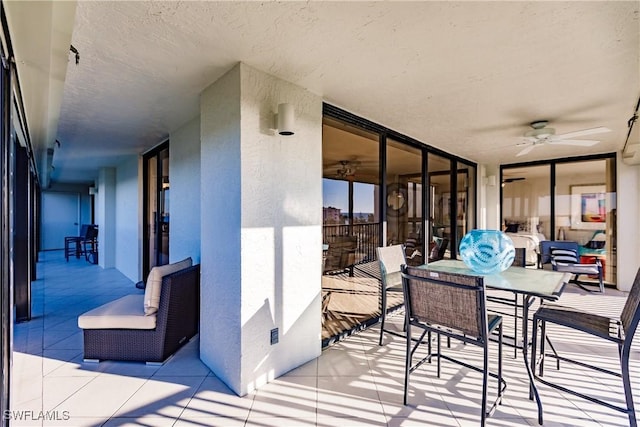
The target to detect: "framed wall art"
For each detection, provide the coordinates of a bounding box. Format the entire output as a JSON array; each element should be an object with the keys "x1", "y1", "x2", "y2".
[{"x1": 570, "y1": 184, "x2": 607, "y2": 230}]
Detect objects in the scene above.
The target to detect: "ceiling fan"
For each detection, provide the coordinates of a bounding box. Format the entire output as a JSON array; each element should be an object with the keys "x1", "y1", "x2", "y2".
[
  {"x1": 502, "y1": 177, "x2": 525, "y2": 185},
  {"x1": 325, "y1": 160, "x2": 361, "y2": 179},
  {"x1": 516, "y1": 120, "x2": 611, "y2": 157}
]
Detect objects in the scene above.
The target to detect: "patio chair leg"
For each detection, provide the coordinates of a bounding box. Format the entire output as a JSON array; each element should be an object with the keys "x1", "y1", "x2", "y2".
[
  {"x1": 404, "y1": 323, "x2": 411, "y2": 405},
  {"x1": 621, "y1": 349, "x2": 638, "y2": 427},
  {"x1": 599, "y1": 269, "x2": 604, "y2": 293},
  {"x1": 530, "y1": 317, "x2": 538, "y2": 400},
  {"x1": 437, "y1": 333, "x2": 441, "y2": 378},
  {"x1": 513, "y1": 294, "x2": 519, "y2": 359},
  {"x1": 379, "y1": 289, "x2": 387, "y2": 346},
  {"x1": 481, "y1": 343, "x2": 488, "y2": 427},
  {"x1": 538, "y1": 320, "x2": 546, "y2": 376},
  {"x1": 498, "y1": 323, "x2": 503, "y2": 401}
]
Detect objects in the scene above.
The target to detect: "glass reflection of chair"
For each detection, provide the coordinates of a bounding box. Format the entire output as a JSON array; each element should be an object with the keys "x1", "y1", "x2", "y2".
[
  {"x1": 401, "y1": 265, "x2": 506, "y2": 426},
  {"x1": 376, "y1": 244, "x2": 406, "y2": 346},
  {"x1": 323, "y1": 235, "x2": 358, "y2": 277},
  {"x1": 531, "y1": 266, "x2": 640, "y2": 427},
  {"x1": 427, "y1": 237, "x2": 449, "y2": 263}
]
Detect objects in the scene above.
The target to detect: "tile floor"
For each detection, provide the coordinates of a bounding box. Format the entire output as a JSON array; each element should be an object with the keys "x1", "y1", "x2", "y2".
[{"x1": 10, "y1": 251, "x2": 640, "y2": 426}]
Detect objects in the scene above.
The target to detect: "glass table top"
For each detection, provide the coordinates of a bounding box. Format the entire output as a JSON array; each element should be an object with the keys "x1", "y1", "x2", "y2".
[{"x1": 417, "y1": 259, "x2": 571, "y2": 300}]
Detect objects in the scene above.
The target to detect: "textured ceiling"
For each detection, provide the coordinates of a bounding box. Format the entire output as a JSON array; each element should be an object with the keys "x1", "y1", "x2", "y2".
[{"x1": 46, "y1": 1, "x2": 640, "y2": 183}]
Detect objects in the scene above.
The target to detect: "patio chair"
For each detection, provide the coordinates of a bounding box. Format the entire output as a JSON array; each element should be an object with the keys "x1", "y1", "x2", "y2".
[
  {"x1": 549, "y1": 242, "x2": 604, "y2": 293},
  {"x1": 377, "y1": 244, "x2": 406, "y2": 346},
  {"x1": 64, "y1": 224, "x2": 98, "y2": 262},
  {"x1": 530, "y1": 266, "x2": 640, "y2": 427},
  {"x1": 321, "y1": 291, "x2": 332, "y2": 324},
  {"x1": 401, "y1": 265, "x2": 506, "y2": 426},
  {"x1": 487, "y1": 247, "x2": 526, "y2": 357},
  {"x1": 539, "y1": 240, "x2": 577, "y2": 268},
  {"x1": 323, "y1": 235, "x2": 358, "y2": 276}
]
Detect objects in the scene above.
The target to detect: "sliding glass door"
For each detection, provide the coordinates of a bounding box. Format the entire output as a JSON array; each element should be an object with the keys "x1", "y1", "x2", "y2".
[
  {"x1": 321, "y1": 104, "x2": 478, "y2": 346},
  {"x1": 386, "y1": 138, "x2": 423, "y2": 262},
  {"x1": 502, "y1": 154, "x2": 616, "y2": 282},
  {"x1": 555, "y1": 158, "x2": 616, "y2": 283},
  {"x1": 143, "y1": 142, "x2": 170, "y2": 278},
  {"x1": 322, "y1": 117, "x2": 381, "y2": 265}
]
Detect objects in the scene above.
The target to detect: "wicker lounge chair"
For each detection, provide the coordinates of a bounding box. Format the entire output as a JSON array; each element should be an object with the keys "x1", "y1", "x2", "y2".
[{"x1": 79, "y1": 263, "x2": 200, "y2": 364}]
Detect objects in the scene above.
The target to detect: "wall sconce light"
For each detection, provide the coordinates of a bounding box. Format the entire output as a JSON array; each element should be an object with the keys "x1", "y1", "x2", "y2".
[
  {"x1": 88, "y1": 186, "x2": 98, "y2": 195},
  {"x1": 275, "y1": 103, "x2": 295, "y2": 136},
  {"x1": 483, "y1": 175, "x2": 497, "y2": 186}
]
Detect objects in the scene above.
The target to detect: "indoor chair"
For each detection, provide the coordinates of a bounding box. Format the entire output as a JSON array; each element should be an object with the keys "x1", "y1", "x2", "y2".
[
  {"x1": 549, "y1": 242, "x2": 604, "y2": 293},
  {"x1": 530, "y1": 266, "x2": 640, "y2": 427},
  {"x1": 377, "y1": 244, "x2": 406, "y2": 346},
  {"x1": 401, "y1": 265, "x2": 506, "y2": 426}
]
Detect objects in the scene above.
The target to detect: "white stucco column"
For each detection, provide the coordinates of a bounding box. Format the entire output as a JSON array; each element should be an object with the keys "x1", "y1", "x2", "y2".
[
  {"x1": 479, "y1": 163, "x2": 501, "y2": 230},
  {"x1": 616, "y1": 155, "x2": 640, "y2": 291},
  {"x1": 200, "y1": 63, "x2": 323, "y2": 396},
  {"x1": 170, "y1": 116, "x2": 201, "y2": 264},
  {"x1": 96, "y1": 167, "x2": 116, "y2": 268}
]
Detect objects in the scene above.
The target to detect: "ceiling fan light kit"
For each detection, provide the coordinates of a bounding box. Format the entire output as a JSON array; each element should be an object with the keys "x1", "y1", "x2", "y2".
[
  {"x1": 516, "y1": 120, "x2": 611, "y2": 157},
  {"x1": 524, "y1": 127, "x2": 555, "y2": 140}
]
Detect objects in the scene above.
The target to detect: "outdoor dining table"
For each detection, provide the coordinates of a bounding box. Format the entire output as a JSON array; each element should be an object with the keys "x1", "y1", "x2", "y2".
[{"x1": 420, "y1": 259, "x2": 572, "y2": 425}]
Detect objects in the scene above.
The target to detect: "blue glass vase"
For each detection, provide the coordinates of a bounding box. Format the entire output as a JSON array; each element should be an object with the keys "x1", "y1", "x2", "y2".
[{"x1": 459, "y1": 229, "x2": 515, "y2": 274}]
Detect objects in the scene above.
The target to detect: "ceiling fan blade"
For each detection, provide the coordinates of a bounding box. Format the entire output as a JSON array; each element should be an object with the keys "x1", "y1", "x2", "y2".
[
  {"x1": 548, "y1": 139, "x2": 600, "y2": 147},
  {"x1": 552, "y1": 126, "x2": 611, "y2": 140},
  {"x1": 516, "y1": 144, "x2": 536, "y2": 157}
]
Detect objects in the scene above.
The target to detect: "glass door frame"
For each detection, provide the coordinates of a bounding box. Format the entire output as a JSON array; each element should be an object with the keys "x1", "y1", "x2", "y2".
[
  {"x1": 324, "y1": 104, "x2": 477, "y2": 261},
  {"x1": 142, "y1": 140, "x2": 170, "y2": 279},
  {"x1": 500, "y1": 153, "x2": 617, "y2": 241}
]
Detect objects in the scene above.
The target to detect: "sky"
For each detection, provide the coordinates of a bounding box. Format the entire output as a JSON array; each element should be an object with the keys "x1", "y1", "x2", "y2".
[{"x1": 322, "y1": 179, "x2": 376, "y2": 213}]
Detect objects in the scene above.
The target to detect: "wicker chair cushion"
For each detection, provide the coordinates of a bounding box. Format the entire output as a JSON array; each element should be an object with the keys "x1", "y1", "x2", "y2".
[
  {"x1": 78, "y1": 295, "x2": 156, "y2": 330},
  {"x1": 144, "y1": 257, "x2": 192, "y2": 315}
]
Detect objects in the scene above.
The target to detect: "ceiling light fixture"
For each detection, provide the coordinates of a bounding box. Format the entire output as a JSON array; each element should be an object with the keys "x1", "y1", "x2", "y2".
[{"x1": 524, "y1": 120, "x2": 555, "y2": 140}]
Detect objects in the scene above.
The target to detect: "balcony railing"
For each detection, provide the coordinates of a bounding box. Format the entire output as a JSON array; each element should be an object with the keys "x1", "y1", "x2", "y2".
[{"x1": 323, "y1": 222, "x2": 380, "y2": 263}]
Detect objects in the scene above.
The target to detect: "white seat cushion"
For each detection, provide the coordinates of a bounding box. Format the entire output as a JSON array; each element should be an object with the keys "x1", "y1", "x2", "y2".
[
  {"x1": 78, "y1": 295, "x2": 156, "y2": 330},
  {"x1": 144, "y1": 257, "x2": 192, "y2": 315},
  {"x1": 555, "y1": 263, "x2": 600, "y2": 275}
]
